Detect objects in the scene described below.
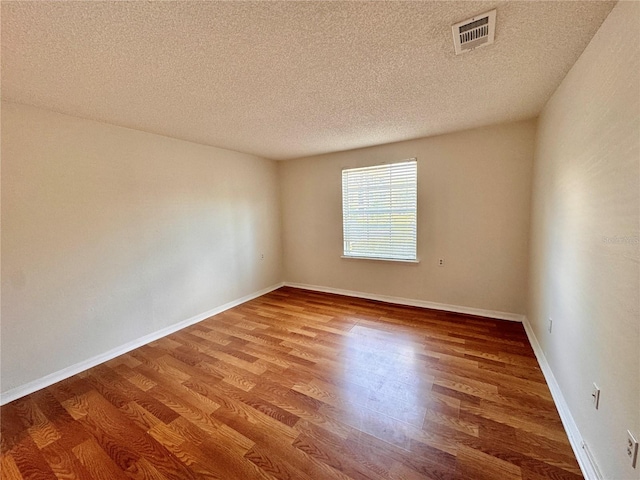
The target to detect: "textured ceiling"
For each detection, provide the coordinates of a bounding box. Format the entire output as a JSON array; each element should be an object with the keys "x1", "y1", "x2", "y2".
[{"x1": 2, "y1": 1, "x2": 615, "y2": 160}]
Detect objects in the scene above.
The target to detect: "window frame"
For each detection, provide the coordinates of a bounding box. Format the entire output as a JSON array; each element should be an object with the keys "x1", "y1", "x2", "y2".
[{"x1": 341, "y1": 159, "x2": 418, "y2": 263}]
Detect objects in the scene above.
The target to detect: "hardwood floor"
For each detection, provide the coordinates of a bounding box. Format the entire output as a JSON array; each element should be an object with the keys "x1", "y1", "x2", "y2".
[{"x1": 1, "y1": 287, "x2": 582, "y2": 480}]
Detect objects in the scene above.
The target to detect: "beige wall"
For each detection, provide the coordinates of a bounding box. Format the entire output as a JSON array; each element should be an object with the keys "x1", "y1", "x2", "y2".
[
  {"x1": 280, "y1": 120, "x2": 536, "y2": 315},
  {"x1": 0, "y1": 102, "x2": 283, "y2": 396},
  {"x1": 528, "y1": 2, "x2": 639, "y2": 479}
]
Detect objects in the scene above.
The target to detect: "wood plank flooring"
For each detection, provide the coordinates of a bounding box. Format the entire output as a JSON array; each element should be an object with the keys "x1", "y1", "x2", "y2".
[{"x1": 0, "y1": 287, "x2": 583, "y2": 480}]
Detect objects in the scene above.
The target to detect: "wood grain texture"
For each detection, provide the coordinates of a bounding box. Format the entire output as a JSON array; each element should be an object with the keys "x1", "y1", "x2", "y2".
[{"x1": 1, "y1": 287, "x2": 582, "y2": 479}]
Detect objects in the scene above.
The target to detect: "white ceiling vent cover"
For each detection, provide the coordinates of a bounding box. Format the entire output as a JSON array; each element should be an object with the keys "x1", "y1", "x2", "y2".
[{"x1": 452, "y1": 10, "x2": 496, "y2": 55}]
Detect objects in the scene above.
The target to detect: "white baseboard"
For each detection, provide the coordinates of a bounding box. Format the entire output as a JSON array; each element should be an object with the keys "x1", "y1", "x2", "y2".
[
  {"x1": 284, "y1": 282, "x2": 524, "y2": 322},
  {"x1": 0, "y1": 282, "x2": 284, "y2": 406},
  {"x1": 521, "y1": 316, "x2": 602, "y2": 480}
]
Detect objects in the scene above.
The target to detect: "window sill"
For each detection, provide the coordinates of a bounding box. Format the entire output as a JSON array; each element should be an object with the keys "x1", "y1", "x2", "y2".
[{"x1": 341, "y1": 255, "x2": 420, "y2": 264}]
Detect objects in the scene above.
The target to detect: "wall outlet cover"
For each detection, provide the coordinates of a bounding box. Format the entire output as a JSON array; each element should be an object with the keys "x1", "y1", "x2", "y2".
[
  {"x1": 591, "y1": 383, "x2": 600, "y2": 409},
  {"x1": 627, "y1": 430, "x2": 638, "y2": 468}
]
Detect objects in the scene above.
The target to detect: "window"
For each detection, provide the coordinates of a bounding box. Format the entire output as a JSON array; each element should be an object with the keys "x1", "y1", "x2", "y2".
[{"x1": 342, "y1": 159, "x2": 417, "y2": 261}]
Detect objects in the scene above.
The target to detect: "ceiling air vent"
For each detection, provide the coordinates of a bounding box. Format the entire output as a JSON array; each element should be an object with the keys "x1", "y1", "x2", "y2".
[{"x1": 452, "y1": 9, "x2": 496, "y2": 55}]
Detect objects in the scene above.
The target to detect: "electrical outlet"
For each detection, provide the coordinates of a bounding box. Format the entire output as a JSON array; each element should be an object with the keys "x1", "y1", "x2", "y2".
[
  {"x1": 548, "y1": 318, "x2": 553, "y2": 333},
  {"x1": 591, "y1": 383, "x2": 600, "y2": 409},
  {"x1": 627, "y1": 430, "x2": 638, "y2": 468},
  {"x1": 438, "y1": 258, "x2": 444, "y2": 267},
  {"x1": 260, "y1": 253, "x2": 264, "y2": 260}
]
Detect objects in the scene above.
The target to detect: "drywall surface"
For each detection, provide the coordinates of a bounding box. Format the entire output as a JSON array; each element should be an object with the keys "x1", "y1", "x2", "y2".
[
  {"x1": 280, "y1": 120, "x2": 536, "y2": 315},
  {"x1": 1, "y1": 102, "x2": 282, "y2": 395},
  {"x1": 528, "y1": 2, "x2": 639, "y2": 478}
]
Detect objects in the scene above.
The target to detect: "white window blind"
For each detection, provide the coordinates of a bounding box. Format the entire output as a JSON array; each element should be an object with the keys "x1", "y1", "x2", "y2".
[{"x1": 342, "y1": 160, "x2": 417, "y2": 261}]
